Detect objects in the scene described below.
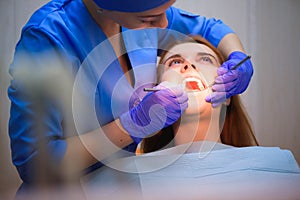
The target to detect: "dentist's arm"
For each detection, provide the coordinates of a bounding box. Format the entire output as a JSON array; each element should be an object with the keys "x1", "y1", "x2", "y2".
[{"x1": 62, "y1": 84, "x2": 188, "y2": 176}]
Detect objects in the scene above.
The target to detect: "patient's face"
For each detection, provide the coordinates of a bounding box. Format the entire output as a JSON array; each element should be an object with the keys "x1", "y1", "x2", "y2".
[{"x1": 159, "y1": 42, "x2": 220, "y2": 115}]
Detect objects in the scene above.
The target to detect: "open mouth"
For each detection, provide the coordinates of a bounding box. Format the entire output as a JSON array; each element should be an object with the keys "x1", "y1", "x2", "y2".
[{"x1": 183, "y1": 77, "x2": 207, "y2": 92}]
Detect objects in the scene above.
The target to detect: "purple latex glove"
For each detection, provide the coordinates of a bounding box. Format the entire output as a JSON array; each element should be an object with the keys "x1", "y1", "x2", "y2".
[
  {"x1": 205, "y1": 51, "x2": 253, "y2": 107},
  {"x1": 119, "y1": 83, "x2": 188, "y2": 143}
]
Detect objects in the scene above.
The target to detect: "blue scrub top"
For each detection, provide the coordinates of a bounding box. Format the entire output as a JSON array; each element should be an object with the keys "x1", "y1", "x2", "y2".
[{"x1": 8, "y1": 0, "x2": 233, "y2": 183}]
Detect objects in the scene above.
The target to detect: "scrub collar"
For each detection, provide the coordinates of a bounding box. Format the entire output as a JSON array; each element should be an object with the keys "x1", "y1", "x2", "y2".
[{"x1": 93, "y1": 0, "x2": 170, "y2": 12}]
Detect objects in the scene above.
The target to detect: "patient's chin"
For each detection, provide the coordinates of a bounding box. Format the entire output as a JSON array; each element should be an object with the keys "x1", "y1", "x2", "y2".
[{"x1": 184, "y1": 93, "x2": 211, "y2": 117}]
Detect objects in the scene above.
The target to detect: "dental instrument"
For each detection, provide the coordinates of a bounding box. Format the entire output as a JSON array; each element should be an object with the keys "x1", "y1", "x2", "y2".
[{"x1": 143, "y1": 88, "x2": 161, "y2": 92}]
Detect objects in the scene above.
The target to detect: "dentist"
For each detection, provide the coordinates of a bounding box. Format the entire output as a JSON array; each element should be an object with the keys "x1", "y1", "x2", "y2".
[{"x1": 8, "y1": 0, "x2": 253, "y2": 188}]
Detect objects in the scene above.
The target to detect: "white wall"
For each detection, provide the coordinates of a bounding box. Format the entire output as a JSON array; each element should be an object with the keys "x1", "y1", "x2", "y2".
[
  {"x1": 0, "y1": 0, "x2": 50, "y2": 198},
  {"x1": 175, "y1": 0, "x2": 300, "y2": 161},
  {"x1": 1, "y1": 0, "x2": 299, "y2": 198}
]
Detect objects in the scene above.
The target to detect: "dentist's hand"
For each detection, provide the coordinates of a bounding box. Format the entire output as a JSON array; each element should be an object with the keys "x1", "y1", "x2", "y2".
[
  {"x1": 119, "y1": 82, "x2": 188, "y2": 143},
  {"x1": 205, "y1": 51, "x2": 253, "y2": 107}
]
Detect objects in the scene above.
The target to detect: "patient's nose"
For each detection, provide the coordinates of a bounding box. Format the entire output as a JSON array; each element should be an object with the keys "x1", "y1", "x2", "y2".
[{"x1": 181, "y1": 62, "x2": 197, "y2": 73}]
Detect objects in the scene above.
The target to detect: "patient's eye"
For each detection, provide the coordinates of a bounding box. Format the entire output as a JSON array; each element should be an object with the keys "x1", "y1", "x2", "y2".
[
  {"x1": 196, "y1": 56, "x2": 213, "y2": 64},
  {"x1": 169, "y1": 59, "x2": 184, "y2": 66},
  {"x1": 165, "y1": 57, "x2": 185, "y2": 68}
]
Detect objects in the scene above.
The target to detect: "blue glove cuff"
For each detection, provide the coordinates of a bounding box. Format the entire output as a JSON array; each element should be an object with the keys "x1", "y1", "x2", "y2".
[
  {"x1": 119, "y1": 112, "x2": 143, "y2": 144},
  {"x1": 130, "y1": 136, "x2": 143, "y2": 144}
]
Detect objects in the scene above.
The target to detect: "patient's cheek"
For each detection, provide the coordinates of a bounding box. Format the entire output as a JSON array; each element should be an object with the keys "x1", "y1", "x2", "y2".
[
  {"x1": 197, "y1": 66, "x2": 218, "y2": 86},
  {"x1": 161, "y1": 70, "x2": 182, "y2": 85}
]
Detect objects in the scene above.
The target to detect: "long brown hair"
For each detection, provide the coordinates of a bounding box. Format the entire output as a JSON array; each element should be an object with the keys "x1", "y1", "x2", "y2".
[{"x1": 141, "y1": 36, "x2": 258, "y2": 153}]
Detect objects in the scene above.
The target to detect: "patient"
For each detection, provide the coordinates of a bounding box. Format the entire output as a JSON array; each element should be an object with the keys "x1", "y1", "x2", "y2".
[
  {"x1": 82, "y1": 39, "x2": 299, "y2": 197},
  {"x1": 139, "y1": 36, "x2": 259, "y2": 153}
]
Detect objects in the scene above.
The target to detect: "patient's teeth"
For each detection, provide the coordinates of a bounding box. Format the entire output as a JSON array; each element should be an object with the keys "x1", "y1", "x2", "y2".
[{"x1": 198, "y1": 81, "x2": 204, "y2": 90}]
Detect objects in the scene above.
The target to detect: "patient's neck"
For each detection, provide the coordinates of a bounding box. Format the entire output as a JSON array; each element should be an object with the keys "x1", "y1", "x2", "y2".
[{"x1": 174, "y1": 107, "x2": 222, "y2": 146}]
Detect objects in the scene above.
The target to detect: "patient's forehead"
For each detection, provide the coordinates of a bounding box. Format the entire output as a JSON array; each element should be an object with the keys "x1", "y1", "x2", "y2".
[{"x1": 163, "y1": 42, "x2": 218, "y2": 62}]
